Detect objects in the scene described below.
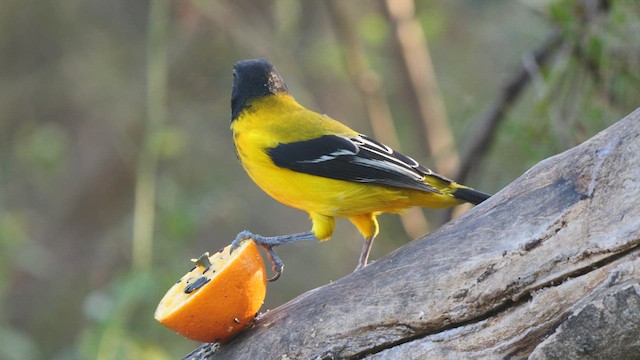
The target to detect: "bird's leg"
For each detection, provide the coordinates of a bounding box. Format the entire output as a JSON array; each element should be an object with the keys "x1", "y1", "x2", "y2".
[
  {"x1": 355, "y1": 235, "x2": 375, "y2": 271},
  {"x1": 231, "y1": 230, "x2": 317, "y2": 281}
]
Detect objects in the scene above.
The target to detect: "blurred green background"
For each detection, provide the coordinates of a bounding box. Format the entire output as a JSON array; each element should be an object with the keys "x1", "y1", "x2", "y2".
[{"x1": 1, "y1": 0, "x2": 638, "y2": 358}]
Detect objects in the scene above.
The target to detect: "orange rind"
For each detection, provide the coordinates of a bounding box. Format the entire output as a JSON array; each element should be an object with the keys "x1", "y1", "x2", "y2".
[{"x1": 155, "y1": 240, "x2": 266, "y2": 343}]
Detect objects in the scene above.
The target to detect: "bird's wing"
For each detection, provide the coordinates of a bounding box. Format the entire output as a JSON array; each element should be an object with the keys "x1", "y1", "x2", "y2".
[{"x1": 267, "y1": 134, "x2": 445, "y2": 193}]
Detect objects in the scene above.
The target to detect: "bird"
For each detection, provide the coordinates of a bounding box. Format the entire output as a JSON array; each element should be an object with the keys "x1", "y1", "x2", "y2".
[{"x1": 229, "y1": 58, "x2": 490, "y2": 281}]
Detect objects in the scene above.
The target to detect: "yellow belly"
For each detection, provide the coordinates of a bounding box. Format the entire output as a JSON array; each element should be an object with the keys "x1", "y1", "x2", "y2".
[
  {"x1": 241, "y1": 153, "x2": 411, "y2": 216},
  {"x1": 237, "y1": 150, "x2": 461, "y2": 218}
]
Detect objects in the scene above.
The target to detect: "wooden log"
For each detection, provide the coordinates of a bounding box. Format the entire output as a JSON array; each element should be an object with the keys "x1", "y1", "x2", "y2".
[{"x1": 185, "y1": 108, "x2": 640, "y2": 359}]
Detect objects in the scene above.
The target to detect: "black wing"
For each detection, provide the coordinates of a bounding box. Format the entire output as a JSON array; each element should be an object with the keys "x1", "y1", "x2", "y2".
[{"x1": 267, "y1": 134, "x2": 447, "y2": 193}]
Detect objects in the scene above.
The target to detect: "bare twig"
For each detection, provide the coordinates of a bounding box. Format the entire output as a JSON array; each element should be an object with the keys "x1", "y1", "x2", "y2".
[
  {"x1": 326, "y1": 0, "x2": 430, "y2": 238},
  {"x1": 382, "y1": 0, "x2": 458, "y2": 178},
  {"x1": 325, "y1": 0, "x2": 400, "y2": 149},
  {"x1": 132, "y1": 0, "x2": 170, "y2": 269}
]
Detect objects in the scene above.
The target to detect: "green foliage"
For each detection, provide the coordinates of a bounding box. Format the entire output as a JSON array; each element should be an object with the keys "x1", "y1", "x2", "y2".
[
  {"x1": 78, "y1": 271, "x2": 177, "y2": 360},
  {"x1": 0, "y1": 326, "x2": 40, "y2": 360},
  {"x1": 15, "y1": 123, "x2": 69, "y2": 173},
  {"x1": 358, "y1": 12, "x2": 389, "y2": 47},
  {"x1": 416, "y1": 3, "x2": 447, "y2": 40},
  {"x1": 542, "y1": 0, "x2": 640, "y2": 147}
]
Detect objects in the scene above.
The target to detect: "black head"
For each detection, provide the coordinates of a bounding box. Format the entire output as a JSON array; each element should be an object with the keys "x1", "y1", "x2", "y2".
[{"x1": 231, "y1": 59, "x2": 289, "y2": 121}]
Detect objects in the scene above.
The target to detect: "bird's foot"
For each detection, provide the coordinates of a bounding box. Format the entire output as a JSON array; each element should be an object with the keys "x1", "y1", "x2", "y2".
[{"x1": 231, "y1": 230, "x2": 317, "y2": 282}]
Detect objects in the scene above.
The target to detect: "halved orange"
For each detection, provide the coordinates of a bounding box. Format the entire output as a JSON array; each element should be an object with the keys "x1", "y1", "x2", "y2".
[{"x1": 155, "y1": 240, "x2": 267, "y2": 343}]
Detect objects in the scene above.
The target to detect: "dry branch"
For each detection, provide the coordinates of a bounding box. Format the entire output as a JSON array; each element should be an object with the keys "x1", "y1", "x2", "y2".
[
  {"x1": 186, "y1": 108, "x2": 640, "y2": 359},
  {"x1": 383, "y1": 0, "x2": 458, "y2": 177},
  {"x1": 326, "y1": 0, "x2": 430, "y2": 238}
]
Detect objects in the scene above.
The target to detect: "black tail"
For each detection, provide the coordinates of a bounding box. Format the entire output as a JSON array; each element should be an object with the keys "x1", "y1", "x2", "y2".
[{"x1": 452, "y1": 187, "x2": 491, "y2": 205}]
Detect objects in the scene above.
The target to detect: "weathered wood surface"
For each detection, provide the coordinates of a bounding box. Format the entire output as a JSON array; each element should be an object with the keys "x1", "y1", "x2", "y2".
[{"x1": 186, "y1": 109, "x2": 640, "y2": 359}]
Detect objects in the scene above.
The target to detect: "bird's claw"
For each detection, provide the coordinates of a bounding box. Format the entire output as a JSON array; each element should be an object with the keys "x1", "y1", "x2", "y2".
[
  {"x1": 259, "y1": 244, "x2": 284, "y2": 282},
  {"x1": 231, "y1": 230, "x2": 284, "y2": 282},
  {"x1": 230, "y1": 230, "x2": 254, "y2": 255}
]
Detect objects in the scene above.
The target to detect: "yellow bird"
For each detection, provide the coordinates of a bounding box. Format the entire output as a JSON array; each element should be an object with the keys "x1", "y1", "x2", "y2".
[{"x1": 230, "y1": 59, "x2": 490, "y2": 280}]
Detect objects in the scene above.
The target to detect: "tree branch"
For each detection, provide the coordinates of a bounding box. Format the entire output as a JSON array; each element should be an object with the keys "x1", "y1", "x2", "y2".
[
  {"x1": 382, "y1": 0, "x2": 458, "y2": 177},
  {"x1": 326, "y1": 0, "x2": 430, "y2": 238}
]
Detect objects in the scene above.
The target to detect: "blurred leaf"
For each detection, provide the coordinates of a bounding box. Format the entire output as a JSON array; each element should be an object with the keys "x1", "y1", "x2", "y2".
[
  {"x1": 0, "y1": 211, "x2": 28, "y2": 251},
  {"x1": 357, "y1": 13, "x2": 388, "y2": 47},
  {"x1": 149, "y1": 126, "x2": 186, "y2": 160},
  {"x1": 0, "y1": 327, "x2": 40, "y2": 360},
  {"x1": 15, "y1": 123, "x2": 68, "y2": 172},
  {"x1": 584, "y1": 32, "x2": 602, "y2": 57},
  {"x1": 160, "y1": 208, "x2": 196, "y2": 239},
  {"x1": 79, "y1": 270, "x2": 173, "y2": 360},
  {"x1": 83, "y1": 290, "x2": 115, "y2": 322},
  {"x1": 417, "y1": 5, "x2": 446, "y2": 40},
  {"x1": 274, "y1": 0, "x2": 301, "y2": 35},
  {"x1": 549, "y1": 0, "x2": 577, "y2": 31},
  {"x1": 0, "y1": 211, "x2": 49, "y2": 279},
  {"x1": 304, "y1": 40, "x2": 346, "y2": 79}
]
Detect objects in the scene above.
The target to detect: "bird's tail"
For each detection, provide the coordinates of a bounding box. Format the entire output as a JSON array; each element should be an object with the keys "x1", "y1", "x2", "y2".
[{"x1": 452, "y1": 186, "x2": 491, "y2": 205}]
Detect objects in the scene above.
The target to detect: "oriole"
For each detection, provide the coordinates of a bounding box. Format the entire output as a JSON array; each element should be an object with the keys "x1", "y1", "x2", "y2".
[{"x1": 230, "y1": 59, "x2": 490, "y2": 280}]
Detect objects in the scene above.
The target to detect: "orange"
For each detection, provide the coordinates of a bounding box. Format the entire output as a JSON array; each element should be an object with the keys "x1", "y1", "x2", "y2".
[{"x1": 155, "y1": 240, "x2": 267, "y2": 343}]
